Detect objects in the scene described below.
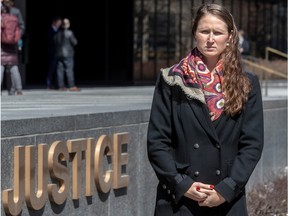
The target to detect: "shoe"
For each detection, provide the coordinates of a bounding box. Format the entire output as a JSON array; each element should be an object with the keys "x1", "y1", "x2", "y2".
[
  {"x1": 16, "y1": 91, "x2": 23, "y2": 95},
  {"x1": 69, "y1": 86, "x2": 81, "y2": 91},
  {"x1": 8, "y1": 91, "x2": 15, "y2": 96}
]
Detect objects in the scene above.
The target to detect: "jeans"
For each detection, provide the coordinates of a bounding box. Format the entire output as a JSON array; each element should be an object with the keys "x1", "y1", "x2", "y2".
[
  {"x1": 57, "y1": 57, "x2": 75, "y2": 88},
  {"x1": 1, "y1": 65, "x2": 23, "y2": 93}
]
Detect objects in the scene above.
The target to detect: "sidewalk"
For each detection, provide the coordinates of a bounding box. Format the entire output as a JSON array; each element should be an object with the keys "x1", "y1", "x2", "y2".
[
  {"x1": 1, "y1": 83, "x2": 287, "y2": 121},
  {"x1": 1, "y1": 86, "x2": 155, "y2": 121}
]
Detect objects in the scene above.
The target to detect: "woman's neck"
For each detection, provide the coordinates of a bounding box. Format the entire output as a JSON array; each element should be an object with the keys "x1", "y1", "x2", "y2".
[{"x1": 203, "y1": 57, "x2": 219, "y2": 72}]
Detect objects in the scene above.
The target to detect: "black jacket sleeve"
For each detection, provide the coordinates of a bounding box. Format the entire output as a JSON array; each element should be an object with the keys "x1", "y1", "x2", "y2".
[{"x1": 147, "y1": 72, "x2": 194, "y2": 203}]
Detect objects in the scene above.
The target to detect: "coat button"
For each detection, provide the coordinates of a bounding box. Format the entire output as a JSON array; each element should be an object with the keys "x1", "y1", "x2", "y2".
[
  {"x1": 194, "y1": 171, "x2": 200, "y2": 177},
  {"x1": 216, "y1": 170, "x2": 221, "y2": 176},
  {"x1": 172, "y1": 195, "x2": 176, "y2": 199},
  {"x1": 167, "y1": 189, "x2": 171, "y2": 194},
  {"x1": 215, "y1": 144, "x2": 220, "y2": 149},
  {"x1": 162, "y1": 184, "x2": 166, "y2": 189},
  {"x1": 193, "y1": 143, "x2": 200, "y2": 149}
]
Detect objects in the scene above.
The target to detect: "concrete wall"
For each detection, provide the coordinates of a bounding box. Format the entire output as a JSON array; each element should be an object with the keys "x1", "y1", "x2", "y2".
[
  {"x1": 1, "y1": 99, "x2": 287, "y2": 215},
  {"x1": 247, "y1": 99, "x2": 287, "y2": 191},
  {"x1": 1, "y1": 110, "x2": 157, "y2": 216}
]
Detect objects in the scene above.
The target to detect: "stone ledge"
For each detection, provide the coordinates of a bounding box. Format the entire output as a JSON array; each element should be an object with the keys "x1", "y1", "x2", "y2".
[
  {"x1": 2, "y1": 98, "x2": 286, "y2": 138},
  {"x1": 1, "y1": 109, "x2": 151, "y2": 138}
]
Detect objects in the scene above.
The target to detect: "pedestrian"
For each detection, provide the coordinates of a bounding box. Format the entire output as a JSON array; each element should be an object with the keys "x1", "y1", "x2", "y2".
[
  {"x1": 54, "y1": 18, "x2": 80, "y2": 91},
  {"x1": 147, "y1": 3, "x2": 264, "y2": 216},
  {"x1": 1, "y1": 0, "x2": 25, "y2": 95},
  {"x1": 46, "y1": 16, "x2": 62, "y2": 90},
  {"x1": 238, "y1": 29, "x2": 250, "y2": 56}
]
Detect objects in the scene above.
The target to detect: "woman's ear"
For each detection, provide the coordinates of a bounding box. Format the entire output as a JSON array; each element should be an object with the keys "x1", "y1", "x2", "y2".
[{"x1": 227, "y1": 34, "x2": 233, "y2": 45}]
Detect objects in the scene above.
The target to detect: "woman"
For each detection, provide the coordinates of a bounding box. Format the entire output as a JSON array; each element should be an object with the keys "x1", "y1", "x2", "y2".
[
  {"x1": 1, "y1": 0, "x2": 25, "y2": 95},
  {"x1": 147, "y1": 3, "x2": 263, "y2": 216}
]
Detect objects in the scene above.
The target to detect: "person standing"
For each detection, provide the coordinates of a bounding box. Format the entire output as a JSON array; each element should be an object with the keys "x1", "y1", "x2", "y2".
[
  {"x1": 1, "y1": 0, "x2": 25, "y2": 95},
  {"x1": 54, "y1": 18, "x2": 80, "y2": 91},
  {"x1": 147, "y1": 3, "x2": 263, "y2": 216},
  {"x1": 238, "y1": 29, "x2": 250, "y2": 56},
  {"x1": 46, "y1": 16, "x2": 62, "y2": 90}
]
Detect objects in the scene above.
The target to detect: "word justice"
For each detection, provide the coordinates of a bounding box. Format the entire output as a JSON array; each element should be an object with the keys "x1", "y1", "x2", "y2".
[{"x1": 2, "y1": 132, "x2": 130, "y2": 216}]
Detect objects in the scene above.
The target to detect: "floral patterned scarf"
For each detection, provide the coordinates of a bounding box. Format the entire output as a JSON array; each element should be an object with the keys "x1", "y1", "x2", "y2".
[{"x1": 170, "y1": 48, "x2": 225, "y2": 121}]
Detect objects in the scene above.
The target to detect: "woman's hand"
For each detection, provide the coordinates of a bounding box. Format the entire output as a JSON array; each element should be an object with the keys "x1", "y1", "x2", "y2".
[
  {"x1": 184, "y1": 182, "x2": 211, "y2": 202},
  {"x1": 197, "y1": 187, "x2": 226, "y2": 207},
  {"x1": 184, "y1": 182, "x2": 226, "y2": 207}
]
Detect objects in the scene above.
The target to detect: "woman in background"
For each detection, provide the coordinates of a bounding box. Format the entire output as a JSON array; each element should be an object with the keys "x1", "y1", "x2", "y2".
[{"x1": 1, "y1": 0, "x2": 25, "y2": 95}]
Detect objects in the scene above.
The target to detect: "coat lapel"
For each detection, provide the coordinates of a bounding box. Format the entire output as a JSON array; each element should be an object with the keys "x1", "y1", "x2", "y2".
[{"x1": 187, "y1": 99, "x2": 220, "y2": 144}]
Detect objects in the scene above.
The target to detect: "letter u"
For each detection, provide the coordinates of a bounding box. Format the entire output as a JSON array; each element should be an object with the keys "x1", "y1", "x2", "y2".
[{"x1": 25, "y1": 144, "x2": 48, "y2": 210}]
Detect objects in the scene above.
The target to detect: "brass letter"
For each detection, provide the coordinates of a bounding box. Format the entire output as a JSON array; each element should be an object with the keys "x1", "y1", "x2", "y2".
[
  {"x1": 25, "y1": 144, "x2": 48, "y2": 210},
  {"x1": 85, "y1": 138, "x2": 96, "y2": 196},
  {"x1": 2, "y1": 146, "x2": 25, "y2": 216},
  {"x1": 94, "y1": 135, "x2": 113, "y2": 193},
  {"x1": 113, "y1": 132, "x2": 130, "y2": 189},
  {"x1": 67, "y1": 139, "x2": 87, "y2": 200},
  {"x1": 48, "y1": 141, "x2": 69, "y2": 205}
]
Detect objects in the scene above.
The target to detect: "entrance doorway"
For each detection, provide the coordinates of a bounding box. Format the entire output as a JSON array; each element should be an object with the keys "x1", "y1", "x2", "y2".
[{"x1": 25, "y1": 0, "x2": 133, "y2": 87}]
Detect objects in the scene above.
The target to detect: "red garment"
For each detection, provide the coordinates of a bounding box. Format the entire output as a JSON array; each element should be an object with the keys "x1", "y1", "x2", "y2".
[{"x1": 170, "y1": 48, "x2": 225, "y2": 121}]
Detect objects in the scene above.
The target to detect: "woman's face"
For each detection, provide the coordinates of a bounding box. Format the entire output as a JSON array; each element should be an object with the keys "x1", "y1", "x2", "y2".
[{"x1": 195, "y1": 14, "x2": 230, "y2": 61}]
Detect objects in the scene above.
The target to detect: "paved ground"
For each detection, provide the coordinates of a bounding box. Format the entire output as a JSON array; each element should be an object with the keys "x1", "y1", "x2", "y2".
[
  {"x1": 1, "y1": 86, "x2": 155, "y2": 120},
  {"x1": 1, "y1": 82, "x2": 287, "y2": 121}
]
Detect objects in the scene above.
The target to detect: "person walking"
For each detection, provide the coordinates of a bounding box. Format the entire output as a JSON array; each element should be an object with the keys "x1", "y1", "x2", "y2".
[
  {"x1": 54, "y1": 18, "x2": 80, "y2": 91},
  {"x1": 147, "y1": 3, "x2": 264, "y2": 216},
  {"x1": 1, "y1": 0, "x2": 25, "y2": 95}
]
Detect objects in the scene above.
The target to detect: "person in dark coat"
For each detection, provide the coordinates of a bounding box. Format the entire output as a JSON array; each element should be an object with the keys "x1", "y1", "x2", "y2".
[
  {"x1": 238, "y1": 29, "x2": 250, "y2": 56},
  {"x1": 46, "y1": 16, "x2": 62, "y2": 90},
  {"x1": 147, "y1": 3, "x2": 264, "y2": 216}
]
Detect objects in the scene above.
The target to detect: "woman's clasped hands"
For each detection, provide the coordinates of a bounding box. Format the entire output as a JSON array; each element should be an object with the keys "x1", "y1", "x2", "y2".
[{"x1": 184, "y1": 182, "x2": 226, "y2": 207}]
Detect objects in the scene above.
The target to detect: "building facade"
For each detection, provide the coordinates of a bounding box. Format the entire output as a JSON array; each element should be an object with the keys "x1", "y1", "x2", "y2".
[{"x1": 14, "y1": 0, "x2": 287, "y2": 86}]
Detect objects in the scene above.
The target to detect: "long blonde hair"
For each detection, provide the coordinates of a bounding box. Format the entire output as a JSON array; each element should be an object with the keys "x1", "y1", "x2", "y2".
[{"x1": 192, "y1": 3, "x2": 251, "y2": 116}]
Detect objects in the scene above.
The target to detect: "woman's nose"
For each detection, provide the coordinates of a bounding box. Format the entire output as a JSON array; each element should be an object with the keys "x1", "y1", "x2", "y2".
[{"x1": 208, "y1": 33, "x2": 214, "y2": 42}]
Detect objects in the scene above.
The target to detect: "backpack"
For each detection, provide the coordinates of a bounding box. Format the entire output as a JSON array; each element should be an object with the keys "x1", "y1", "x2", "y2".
[{"x1": 1, "y1": 13, "x2": 21, "y2": 44}]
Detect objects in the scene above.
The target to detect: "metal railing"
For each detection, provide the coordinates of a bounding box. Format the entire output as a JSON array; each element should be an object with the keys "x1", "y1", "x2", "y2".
[
  {"x1": 265, "y1": 47, "x2": 288, "y2": 60},
  {"x1": 242, "y1": 47, "x2": 287, "y2": 96}
]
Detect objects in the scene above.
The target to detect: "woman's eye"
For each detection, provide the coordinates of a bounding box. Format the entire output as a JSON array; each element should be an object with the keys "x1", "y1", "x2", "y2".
[
  {"x1": 214, "y1": 32, "x2": 222, "y2": 35},
  {"x1": 201, "y1": 30, "x2": 209, "y2": 34}
]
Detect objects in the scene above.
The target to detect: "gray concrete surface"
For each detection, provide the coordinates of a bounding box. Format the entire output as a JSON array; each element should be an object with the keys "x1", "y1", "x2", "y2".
[
  {"x1": 1, "y1": 82, "x2": 287, "y2": 121},
  {"x1": 1, "y1": 86, "x2": 155, "y2": 121}
]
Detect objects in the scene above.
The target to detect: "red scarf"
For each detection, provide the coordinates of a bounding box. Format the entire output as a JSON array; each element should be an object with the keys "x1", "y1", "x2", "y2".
[{"x1": 171, "y1": 48, "x2": 225, "y2": 121}]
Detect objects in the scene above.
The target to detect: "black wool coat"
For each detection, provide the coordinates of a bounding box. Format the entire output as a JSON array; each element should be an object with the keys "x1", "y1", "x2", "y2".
[{"x1": 147, "y1": 68, "x2": 264, "y2": 216}]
